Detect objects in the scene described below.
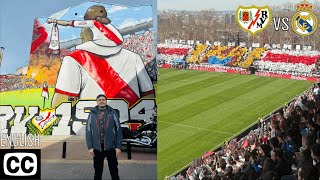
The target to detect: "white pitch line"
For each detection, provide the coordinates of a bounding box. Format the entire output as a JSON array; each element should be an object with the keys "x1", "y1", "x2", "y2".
[{"x1": 159, "y1": 121, "x2": 233, "y2": 135}]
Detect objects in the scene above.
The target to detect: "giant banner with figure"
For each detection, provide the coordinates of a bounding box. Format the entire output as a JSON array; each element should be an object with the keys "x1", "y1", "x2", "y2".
[{"x1": 0, "y1": 1, "x2": 157, "y2": 146}]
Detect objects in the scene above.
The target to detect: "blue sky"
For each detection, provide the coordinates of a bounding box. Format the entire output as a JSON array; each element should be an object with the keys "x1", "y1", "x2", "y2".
[{"x1": 0, "y1": 0, "x2": 156, "y2": 75}]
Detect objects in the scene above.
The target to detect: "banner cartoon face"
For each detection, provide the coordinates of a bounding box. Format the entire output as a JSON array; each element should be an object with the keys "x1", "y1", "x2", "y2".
[
  {"x1": 0, "y1": 1, "x2": 157, "y2": 137},
  {"x1": 236, "y1": 5, "x2": 272, "y2": 35}
]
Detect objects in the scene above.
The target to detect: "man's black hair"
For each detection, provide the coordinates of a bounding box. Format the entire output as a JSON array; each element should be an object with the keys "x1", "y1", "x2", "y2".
[
  {"x1": 96, "y1": 94, "x2": 107, "y2": 100},
  {"x1": 260, "y1": 144, "x2": 271, "y2": 156}
]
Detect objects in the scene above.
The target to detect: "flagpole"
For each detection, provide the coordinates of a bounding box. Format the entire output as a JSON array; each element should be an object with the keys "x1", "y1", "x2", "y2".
[
  {"x1": 43, "y1": 97, "x2": 45, "y2": 109},
  {"x1": 41, "y1": 81, "x2": 48, "y2": 109},
  {"x1": 0, "y1": 47, "x2": 4, "y2": 68}
]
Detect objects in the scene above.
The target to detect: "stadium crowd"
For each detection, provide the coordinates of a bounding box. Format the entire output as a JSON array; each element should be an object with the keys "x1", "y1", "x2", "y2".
[
  {"x1": 254, "y1": 50, "x2": 320, "y2": 77},
  {"x1": 187, "y1": 64, "x2": 248, "y2": 72},
  {"x1": 157, "y1": 43, "x2": 193, "y2": 64},
  {"x1": 158, "y1": 43, "x2": 320, "y2": 78},
  {"x1": 171, "y1": 83, "x2": 320, "y2": 180},
  {"x1": 0, "y1": 76, "x2": 35, "y2": 92},
  {"x1": 123, "y1": 31, "x2": 155, "y2": 63}
]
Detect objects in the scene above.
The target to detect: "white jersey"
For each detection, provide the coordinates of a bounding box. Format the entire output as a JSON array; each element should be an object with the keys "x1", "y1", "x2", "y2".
[{"x1": 55, "y1": 48, "x2": 154, "y2": 99}]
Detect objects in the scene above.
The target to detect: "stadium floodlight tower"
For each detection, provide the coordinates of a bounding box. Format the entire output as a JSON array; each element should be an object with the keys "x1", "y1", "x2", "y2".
[{"x1": 0, "y1": 47, "x2": 4, "y2": 68}]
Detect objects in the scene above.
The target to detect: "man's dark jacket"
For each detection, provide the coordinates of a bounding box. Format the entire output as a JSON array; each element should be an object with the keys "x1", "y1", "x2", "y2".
[{"x1": 86, "y1": 105, "x2": 122, "y2": 151}]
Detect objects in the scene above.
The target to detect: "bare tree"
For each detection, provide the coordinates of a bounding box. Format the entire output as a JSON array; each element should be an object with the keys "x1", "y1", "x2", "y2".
[{"x1": 158, "y1": 2, "x2": 320, "y2": 50}]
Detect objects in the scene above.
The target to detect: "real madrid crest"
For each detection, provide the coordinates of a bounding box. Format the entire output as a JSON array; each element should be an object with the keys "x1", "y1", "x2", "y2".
[
  {"x1": 236, "y1": 5, "x2": 272, "y2": 35},
  {"x1": 292, "y1": 0, "x2": 318, "y2": 36}
]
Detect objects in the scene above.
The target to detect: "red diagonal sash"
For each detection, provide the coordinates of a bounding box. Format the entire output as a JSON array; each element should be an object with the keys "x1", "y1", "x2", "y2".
[
  {"x1": 68, "y1": 50, "x2": 139, "y2": 107},
  {"x1": 93, "y1": 21, "x2": 122, "y2": 45}
]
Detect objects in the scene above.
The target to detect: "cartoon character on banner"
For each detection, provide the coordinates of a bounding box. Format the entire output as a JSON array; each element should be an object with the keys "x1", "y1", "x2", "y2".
[{"x1": 46, "y1": 5, "x2": 155, "y2": 109}]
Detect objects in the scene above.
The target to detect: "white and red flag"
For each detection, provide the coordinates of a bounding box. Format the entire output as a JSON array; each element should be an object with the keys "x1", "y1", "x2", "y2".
[
  {"x1": 49, "y1": 23, "x2": 60, "y2": 50},
  {"x1": 41, "y1": 81, "x2": 49, "y2": 100}
]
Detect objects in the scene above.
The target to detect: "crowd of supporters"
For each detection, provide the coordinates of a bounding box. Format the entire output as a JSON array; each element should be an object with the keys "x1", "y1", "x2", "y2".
[
  {"x1": 253, "y1": 61, "x2": 318, "y2": 77},
  {"x1": 171, "y1": 83, "x2": 320, "y2": 180},
  {"x1": 187, "y1": 44, "x2": 209, "y2": 63},
  {"x1": 239, "y1": 48, "x2": 266, "y2": 69},
  {"x1": 158, "y1": 43, "x2": 320, "y2": 78},
  {"x1": 123, "y1": 31, "x2": 155, "y2": 63},
  {"x1": 157, "y1": 43, "x2": 193, "y2": 64},
  {"x1": 0, "y1": 76, "x2": 35, "y2": 92},
  {"x1": 158, "y1": 54, "x2": 186, "y2": 65},
  {"x1": 254, "y1": 50, "x2": 320, "y2": 77},
  {"x1": 187, "y1": 64, "x2": 248, "y2": 72}
]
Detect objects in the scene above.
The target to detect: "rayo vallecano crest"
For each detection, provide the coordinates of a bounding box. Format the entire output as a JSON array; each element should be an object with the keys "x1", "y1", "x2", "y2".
[
  {"x1": 236, "y1": 6, "x2": 272, "y2": 35},
  {"x1": 292, "y1": 0, "x2": 318, "y2": 36}
]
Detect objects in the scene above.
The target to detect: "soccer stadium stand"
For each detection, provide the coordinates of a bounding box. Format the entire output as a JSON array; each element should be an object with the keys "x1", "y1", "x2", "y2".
[
  {"x1": 254, "y1": 49, "x2": 320, "y2": 77},
  {"x1": 170, "y1": 84, "x2": 320, "y2": 180},
  {"x1": 186, "y1": 44, "x2": 208, "y2": 63},
  {"x1": 239, "y1": 48, "x2": 267, "y2": 68},
  {"x1": 123, "y1": 31, "x2": 155, "y2": 63},
  {"x1": 254, "y1": 61, "x2": 317, "y2": 77},
  {"x1": 157, "y1": 43, "x2": 193, "y2": 65},
  {"x1": 158, "y1": 44, "x2": 192, "y2": 55},
  {"x1": 263, "y1": 50, "x2": 320, "y2": 65},
  {"x1": 0, "y1": 75, "x2": 35, "y2": 92},
  {"x1": 203, "y1": 46, "x2": 246, "y2": 65},
  {"x1": 227, "y1": 47, "x2": 248, "y2": 67},
  {"x1": 158, "y1": 54, "x2": 186, "y2": 65},
  {"x1": 158, "y1": 43, "x2": 320, "y2": 80}
]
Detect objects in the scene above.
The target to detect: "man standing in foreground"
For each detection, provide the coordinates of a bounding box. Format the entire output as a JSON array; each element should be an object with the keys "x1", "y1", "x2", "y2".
[{"x1": 86, "y1": 94, "x2": 122, "y2": 180}]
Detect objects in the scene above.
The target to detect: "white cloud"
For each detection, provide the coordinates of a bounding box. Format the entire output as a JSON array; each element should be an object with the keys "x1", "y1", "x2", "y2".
[
  {"x1": 118, "y1": 17, "x2": 153, "y2": 29},
  {"x1": 133, "y1": 8, "x2": 141, "y2": 11},
  {"x1": 60, "y1": 34, "x2": 79, "y2": 42},
  {"x1": 108, "y1": 5, "x2": 128, "y2": 13}
]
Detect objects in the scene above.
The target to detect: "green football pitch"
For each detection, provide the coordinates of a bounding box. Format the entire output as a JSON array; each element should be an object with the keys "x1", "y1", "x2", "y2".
[
  {"x1": 157, "y1": 68, "x2": 313, "y2": 179},
  {"x1": 0, "y1": 88, "x2": 55, "y2": 108}
]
